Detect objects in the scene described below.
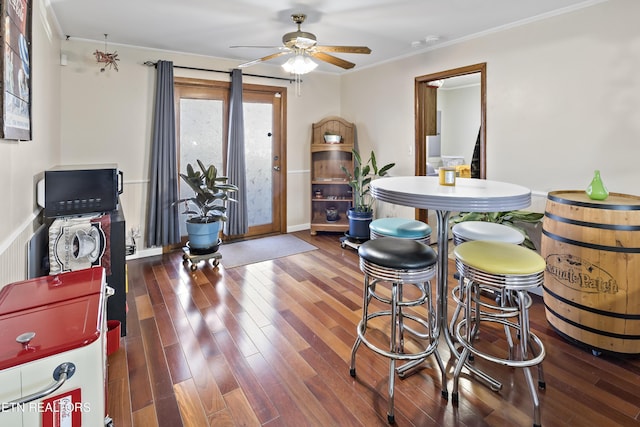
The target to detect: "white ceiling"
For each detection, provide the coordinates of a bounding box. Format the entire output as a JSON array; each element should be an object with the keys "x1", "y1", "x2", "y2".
[{"x1": 47, "y1": 0, "x2": 602, "y2": 74}]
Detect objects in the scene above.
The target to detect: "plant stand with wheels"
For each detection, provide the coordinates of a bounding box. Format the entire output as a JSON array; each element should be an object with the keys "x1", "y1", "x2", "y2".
[
  {"x1": 182, "y1": 245, "x2": 222, "y2": 271},
  {"x1": 340, "y1": 234, "x2": 367, "y2": 250}
]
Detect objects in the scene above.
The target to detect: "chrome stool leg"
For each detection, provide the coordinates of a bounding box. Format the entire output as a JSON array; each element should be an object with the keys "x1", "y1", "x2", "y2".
[
  {"x1": 350, "y1": 274, "x2": 374, "y2": 376},
  {"x1": 451, "y1": 241, "x2": 546, "y2": 427},
  {"x1": 349, "y1": 237, "x2": 446, "y2": 424}
]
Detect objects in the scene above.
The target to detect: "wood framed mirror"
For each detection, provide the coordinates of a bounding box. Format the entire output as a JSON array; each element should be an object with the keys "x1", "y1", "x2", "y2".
[{"x1": 414, "y1": 62, "x2": 486, "y2": 222}]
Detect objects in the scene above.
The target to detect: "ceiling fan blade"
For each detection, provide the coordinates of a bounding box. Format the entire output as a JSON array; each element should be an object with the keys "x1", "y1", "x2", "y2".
[
  {"x1": 238, "y1": 51, "x2": 291, "y2": 68},
  {"x1": 314, "y1": 45, "x2": 371, "y2": 54},
  {"x1": 230, "y1": 45, "x2": 286, "y2": 49},
  {"x1": 309, "y1": 51, "x2": 356, "y2": 69}
]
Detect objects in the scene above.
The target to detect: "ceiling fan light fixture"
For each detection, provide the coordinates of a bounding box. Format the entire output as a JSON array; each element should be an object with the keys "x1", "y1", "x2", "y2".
[{"x1": 282, "y1": 53, "x2": 317, "y2": 75}]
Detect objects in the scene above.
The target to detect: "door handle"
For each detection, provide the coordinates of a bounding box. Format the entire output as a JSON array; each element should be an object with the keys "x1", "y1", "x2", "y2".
[
  {"x1": 0, "y1": 362, "x2": 76, "y2": 412},
  {"x1": 273, "y1": 166, "x2": 281, "y2": 171}
]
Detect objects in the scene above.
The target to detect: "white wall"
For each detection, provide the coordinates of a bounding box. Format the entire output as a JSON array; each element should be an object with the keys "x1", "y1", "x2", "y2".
[
  {"x1": 0, "y1": 0, "x2": 62, "y2": 285},
  {"x1": 58, "y1": 41, "x2": 340, "y2": 253},
  {"x1": 342, "y1": 0, "x2": 640, "y2": 218}
]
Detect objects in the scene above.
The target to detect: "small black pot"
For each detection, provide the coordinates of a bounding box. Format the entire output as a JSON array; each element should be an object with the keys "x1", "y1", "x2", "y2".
[{"x1": 326, "y1": 206, "x2": 339, "y2": 222}]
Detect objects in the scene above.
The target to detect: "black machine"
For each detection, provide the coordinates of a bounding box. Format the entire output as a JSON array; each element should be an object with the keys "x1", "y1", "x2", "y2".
[
  {"x1": 32, "y1": 163, "x2": 128, "y2": 337},
  {"x1": 43, "y1": 164, "x2": 123, "y2": 218}
]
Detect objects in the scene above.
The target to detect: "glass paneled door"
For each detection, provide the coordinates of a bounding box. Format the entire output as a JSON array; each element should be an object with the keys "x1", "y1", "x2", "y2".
[
  {"x1": 175, "y1": 79, "x2": 286, "y2": 241},
  {"x1": 241, "y1": 89, "x2": 284, "y2": 237}
]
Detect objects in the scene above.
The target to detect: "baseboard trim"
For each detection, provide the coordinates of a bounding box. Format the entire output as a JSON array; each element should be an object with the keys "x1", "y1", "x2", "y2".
[{"x1": 126, "y1": 247, "x2": 163, "y2": 260}]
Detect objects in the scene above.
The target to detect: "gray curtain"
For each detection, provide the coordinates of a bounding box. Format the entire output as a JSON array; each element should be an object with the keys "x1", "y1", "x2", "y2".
[
  {"x1": 225, "y1": 69, "x2": 249, "y2": 235},
  {"x1": 146, "y1": 60, "x2": 180, "y2": 246}
]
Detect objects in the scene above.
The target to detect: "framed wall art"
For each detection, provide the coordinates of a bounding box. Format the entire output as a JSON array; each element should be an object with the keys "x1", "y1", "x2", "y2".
[{"x1": 1, "y1": 0, "x2": 31, "y2": 140}]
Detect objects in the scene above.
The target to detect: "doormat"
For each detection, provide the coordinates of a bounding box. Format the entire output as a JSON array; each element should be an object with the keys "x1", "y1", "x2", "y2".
[{"x1": 219, "y1": 234, "x2": 317, "y2": 268}]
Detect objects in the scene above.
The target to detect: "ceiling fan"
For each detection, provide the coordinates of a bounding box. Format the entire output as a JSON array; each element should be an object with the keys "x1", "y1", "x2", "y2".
[{"x1": 232, "y1": 13, "x2": 371, "y2": 71}]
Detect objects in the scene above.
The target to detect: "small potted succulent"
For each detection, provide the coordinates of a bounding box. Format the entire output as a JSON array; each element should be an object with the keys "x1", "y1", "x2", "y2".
[
  {"x1": 175, "y1": 160, "x2": 238, "y2": 253},
  {"x1": 341, "y1": 149, "x2": 395, "y2": 240}
]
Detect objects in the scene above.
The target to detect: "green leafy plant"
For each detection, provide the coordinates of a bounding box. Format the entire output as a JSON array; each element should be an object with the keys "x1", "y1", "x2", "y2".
[
  {"x1": 451, "y1": 210, "x2": 543, "y2": 250},
  {"x1": 341, "y1": 149, "x2": 395, "y2": 213},
  {"x1": 176, "y1": 160, "x2": 238, "y2": 223}
]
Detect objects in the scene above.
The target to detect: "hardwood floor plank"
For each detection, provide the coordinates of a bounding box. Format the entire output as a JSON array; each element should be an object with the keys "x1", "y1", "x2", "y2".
[
  {"x1": 164, "y1": 342, "x2": 192, "y2": 385},
  {"x1": 153, "y1": 302, "x2": 179, "y2": 347},
  {"x1": 222, "y1": 388, "x2": 262, "y2": 427},
  {"x1": 171, "y1": 306, "x2": 226, "y2": 416},
  {"x1": 259, "y1": 323, "x2": 316, "y2": 378},
  {"x1": 212, "y1": 303, "x2": 261, "y2": 359},
  {"x1": 107, "y1": 377, "x2": 132, "y2": 427},
  {"x1": 107, "y1": 341, "x2": 128, "y2": 380},
  {"x1": 174, "y1": 379, "x2": 209, "y2": 427},
  {"x1": 131, "y1": 404, "x2": 159, "y2": 427},
  {"x1": 244, "y1": 352, "x2": 312, "y2": 426},
  {"x1": 303, "y1": 374, "x2": 366, "y2": 426},
  {"x1": 135, "y1": 294, "x2": 154, "y2": 320},
  {"x1": 143, "y1": 274, "x2": 165, "y2": 307},
  {"x1": 207, "y1": 408, "x2": 235, "y2": 427},
  {"x1": 212, "y1": 328, "x2": 279, "y2": 424},
  {"x1": 154, "y1": 394, "x2": 184, "y2": 427},
  {"x1": 125, "y1": 286, "x2": 142, "y2": 338},
  {"x1": 140, "y1": 318, "x2": 175, "y2": 399},
  {"x1": 125, "y1": 335, "x2": 154, "y2": 412},
  {"x1": 199, "y1": 303, "x2": 227, "y2": 335},
  {"x1": 206, "y1": 354, "x2": 239, "y2": 396},
  {"x1": 299, "y1": 346, "x2": 386, "y2": 426}
]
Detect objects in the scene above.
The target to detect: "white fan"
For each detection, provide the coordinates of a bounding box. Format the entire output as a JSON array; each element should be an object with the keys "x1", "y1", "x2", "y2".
[{"x1": 232, "y1": 13, "x2": 371, "y2": 70}]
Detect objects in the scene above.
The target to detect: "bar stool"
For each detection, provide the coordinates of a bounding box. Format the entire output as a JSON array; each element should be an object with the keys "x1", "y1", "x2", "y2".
[
  {"x1": 349, "y1": 237, "x2": 446, "y2": 424},
  {"x1": 450, "y1": 221, "x2": 525, "y2": 334},
  {"x1": 451, "y1": 240, "x2": 546, "y2": 427},
  {"x1": 451, "y1": 221, "x2": 524, "y2": 246},
  {"x1": 369, "y1": 217, "x2": 431, "y2": 244}
]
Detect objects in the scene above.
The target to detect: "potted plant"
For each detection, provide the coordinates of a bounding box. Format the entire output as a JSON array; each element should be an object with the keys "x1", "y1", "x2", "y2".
[
  {"x1": 341, "y1": 149, "x2": 395, "y2": 240},
  {"x1": 450, "y1": 210, "x2": 543, "y2": 250},
  {"x1": 176, "y1": 160, "x2": 238, "y2": 253}
]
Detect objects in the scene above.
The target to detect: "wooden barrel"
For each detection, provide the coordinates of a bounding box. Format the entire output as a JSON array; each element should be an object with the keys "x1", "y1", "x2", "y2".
[{"x1": 541, "y1": 190, "x2": 640, "y2": 355}]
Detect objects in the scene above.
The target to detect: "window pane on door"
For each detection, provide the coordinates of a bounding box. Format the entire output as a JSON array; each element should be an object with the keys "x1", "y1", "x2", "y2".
[
  {"x1": 179, "y1": 98, "x2": 224, "y2": 235},
  {"x1": 244, "y1": 102, "x2": 273, "y2": 227}
]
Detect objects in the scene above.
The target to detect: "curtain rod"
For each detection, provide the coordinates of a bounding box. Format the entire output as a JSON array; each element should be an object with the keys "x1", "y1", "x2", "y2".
[{"x1": 143, "y1": 61, "x2": 295, "y2": 83}]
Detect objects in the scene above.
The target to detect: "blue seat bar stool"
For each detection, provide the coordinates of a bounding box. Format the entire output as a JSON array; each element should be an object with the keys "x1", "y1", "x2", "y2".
[
  {"x1": 349, "y1": 237, "x2": 446, "y2": 424},
  {"x1": 451, "y1": 241, "x2": 546, "y2": 427},
  {"x1": 369, "y1": 217, "x2": 431, "y2": 244}
]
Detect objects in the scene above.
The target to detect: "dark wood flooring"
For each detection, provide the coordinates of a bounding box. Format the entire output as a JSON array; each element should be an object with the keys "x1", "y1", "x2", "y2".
[{"x1": 107, "y1": 231, "x2": 640, "y2": 426}]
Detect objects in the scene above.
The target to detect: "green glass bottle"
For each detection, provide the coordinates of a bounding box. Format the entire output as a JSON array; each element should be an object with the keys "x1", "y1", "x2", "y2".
[{"x1": 586, "y1": 170, "x2": 609, "y2": 200}]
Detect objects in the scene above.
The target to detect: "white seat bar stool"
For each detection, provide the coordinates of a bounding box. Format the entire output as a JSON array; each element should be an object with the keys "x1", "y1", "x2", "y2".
[{"x1": 451, "y1": 221, "x2": 525, "y2": 246}]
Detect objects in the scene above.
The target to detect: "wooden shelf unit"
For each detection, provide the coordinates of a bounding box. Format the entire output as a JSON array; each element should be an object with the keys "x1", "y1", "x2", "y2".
[{"x1": 310, "y1": 117, "x2": 354, "y2": 235}]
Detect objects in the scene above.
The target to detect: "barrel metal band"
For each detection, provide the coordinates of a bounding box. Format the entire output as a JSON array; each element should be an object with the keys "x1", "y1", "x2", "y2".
[
  {"x1": 541, "y1": 228, "x2": 640, "y2": 253},
  {"x1": 547, "y1": 193, "x2": 640, "y2": 210},
  {"x1": 543, "y1": 285, "x2": 640, "y2": 320},
  {"x1": 544, "y1": 211, "x2": 640, "y2": 231},
  {"x1": 543, "y1": 302, "x2": 640, "y2": 340}
]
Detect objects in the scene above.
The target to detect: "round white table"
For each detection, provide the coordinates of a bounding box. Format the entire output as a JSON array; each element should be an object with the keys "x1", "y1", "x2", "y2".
[{"x1": 370, "y1": 176, "x2": 532, "y2": 387}]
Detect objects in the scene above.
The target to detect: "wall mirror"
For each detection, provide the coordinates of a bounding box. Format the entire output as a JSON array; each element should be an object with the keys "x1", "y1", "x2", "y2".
[{"x1": 414, "y1": 63, "x2": 486, "y2": 221}]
